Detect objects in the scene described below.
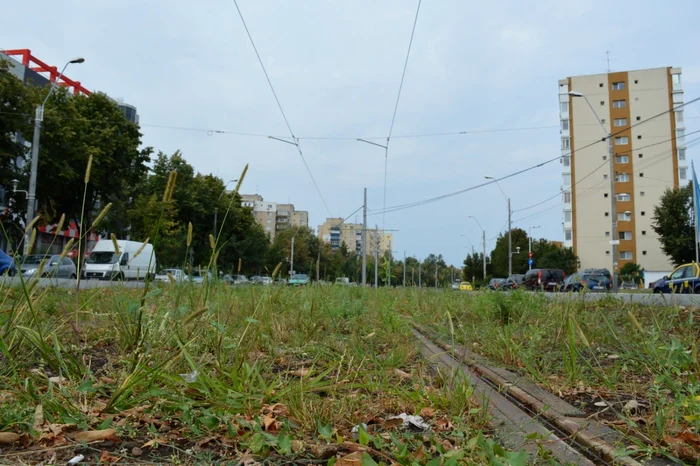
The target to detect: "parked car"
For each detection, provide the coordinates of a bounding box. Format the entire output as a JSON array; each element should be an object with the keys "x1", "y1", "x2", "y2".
[
  {"x1": 451, "y1": 280, "x2": 461, "y2": 290},
  {"x1": 561, "y1": 272, "x2": 611, "y2": 292},
  {"x1": 583, "y1": 268, "x2": 611, "y2": 280},
  {"x1": 258, "y1": 276, "x2": 273, "y2": 286},
  {"x1": 652, "y1": 263, "x2": 700, "y2": 294},
  {"x1": 459, "y1": 281, "x2": 473, "y2": 291},
  {"x1": 220, "y1": 274, "x2": 235, "y2": 285},
  {"x1": 84, "y1": 239, "x2": 155, "y2": 280},
  {"x1": 20, "y1": 254, "x2": 77, "y2": 279},
  {"x1": 275, "y1": 278, "x2": 287, "y2": 286},
  {"x1": 522, "y1": 269, "x2": 566, "y2": 291},
  {"x1": 335, "y1": 277, "x2": 350, "y2": 286},
  {"x1": 487, "y1": 278, "x2": 506, "y2": 290},
  {"x1": 250, "y1": 275, "x2": 262, "y2": 285},
  {"x1": 155, "y1": 268, "x2": 189, "y2": 283},
  {"x1": 289, "y1": 273, "x2": 310, "y2": 286},
  {"x1": 233, "y1": 275, "x2": 251, "y2": 286},
  {"x1": 0, "y1": 250, "x2": 17, "y2": 276},
  {"x1": 503, "y1": 274, "x2": 525, "y2": 290},
  {"x1": 190, "y1": 270, "x2": 213, "y2": 284}
]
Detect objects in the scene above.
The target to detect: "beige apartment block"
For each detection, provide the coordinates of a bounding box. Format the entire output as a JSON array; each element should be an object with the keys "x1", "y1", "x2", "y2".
[
  {"x1": 559, "y1": 66, "x2": 686, "y2": 274},
  {"x1": 317, "y1": 218, "x2": 393, "y2": 257},
  {"x1": 240, "y1": 194, "x2": 309, "y2": 240}
]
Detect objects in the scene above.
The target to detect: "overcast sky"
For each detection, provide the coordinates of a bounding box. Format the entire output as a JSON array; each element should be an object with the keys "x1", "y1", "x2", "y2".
[{"x1": 4, "y1": 0, "x2": 699, "y2": 266}]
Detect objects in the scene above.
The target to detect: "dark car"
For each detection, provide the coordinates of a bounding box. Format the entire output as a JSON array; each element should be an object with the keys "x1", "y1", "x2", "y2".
[
  {"x1": 562, "y1": 272, "x2": 611, "y2": 292},
  {"x1": 583, "y1": 268, "x2": 611, "y2": 280},
  {"x1": 652, "y1": 263, "x2": 700, "y2": 294},
  {"x1": 487, "y1": 278, "x2": 506, "y2": 290},
  {"x1": 522, "y1": 269, "x2": 566, "y2": 291},
  {"x1": 0, "y1": 250, "x2": 17, "y2": 276},
  {"x1": 503, "y1": 274, "x2": 525, "y2": 290}
]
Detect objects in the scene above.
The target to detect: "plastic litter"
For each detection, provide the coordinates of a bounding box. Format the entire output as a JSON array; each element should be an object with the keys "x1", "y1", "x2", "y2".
[
  {"x1": 388, "y1": 413, "x2": 430, "y2": 431},
  {"x1": 351, "y1": 423, "x2": 368, "y2": 435},
  {"x1": 67, "y1": 454, "x2": 85, "y2": 465},
  {"x1": 179, "y1": 370, "x2": 199, "y2": 383}
]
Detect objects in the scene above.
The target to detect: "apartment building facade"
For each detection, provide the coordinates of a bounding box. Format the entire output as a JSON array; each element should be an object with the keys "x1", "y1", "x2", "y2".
[
  {"x1": 559, "y1": 66, "x2": 686, "y2": 273},
  {"x1": 240, "y1": 194, "x2": 308, "y2": 240},
  {"x1": 317, "y1": 218, "x2": 393, "y2": 257}
]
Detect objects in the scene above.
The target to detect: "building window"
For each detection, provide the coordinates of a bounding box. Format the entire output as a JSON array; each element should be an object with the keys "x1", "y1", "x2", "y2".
[
  {"x1": 563, "y1": 174, "x2": 571, "y2": 187},
  {"x1": 637, "y1": 135, "x2": 642, "y2": 140},
  {"x1": 560, "y1": 101, "x2": 569, "y2": 113},
  {"x1": 561, "y1": 119, "x2": 569, "y2": 131},
  {"x1": 641, "y1": 211, "x2": 646, "y2": 216},
  {"x1": 604, "y1": 193, "x2": 609, "y2": 198},
  {"x1": 672, "y1": 73, "x2": 681, "y2": 89},
  {"x1": 605, "y1": 212, "x2": 609, "y2": 217},
  {"x1": 614, "y1": 118, "x2": 628, "y2": 127},
  {"x1": 615, "y1": 173, "x2": 630, "y2": 182},
  {"x1": 642, "y1": 230, "x2": 646, "y2": 235},
  {"x1": 606, "y1": 251, "x2": 610, "y2": 255},
  {"x1": 680, "y1": 168, "x2": 688, "y2": 179},
  {"x1": 643, "y1": 251, "x2": 647, "y2": 255},
  {"x1": 564, "y1": 210, "x2": 572, "y2": 222},
  {"x1": 559, "y1": 83, "x2": 568, "y2": 94},
  {"x1": 562, "y1": 137, "x2": 570, "y2": 150},
  {"x1": 615, "y1": 155, "x2": 629, "y2": 164},
  {"x1": 613, "y1": 100, "x2": 627, "y2": 108},
  {"x1": 565, "y1": 230, "x2": 572, "y2": 241},
  {"x1": 599, "y1": 83, "x2": 604, "y2": 88},
  {"x1": 605, "y1": 231, "x2": 610, "y2": 236},
  {"x1": 563, "y1": 192, "x2": 571, "y2": 203},
  {"x1": 620, "y1": 251, "x2": 633, "y2": 260},
  {"x1": 600, "y1": 101, "x2": 605, "y2": 106},
  {"x1": 640, "y1": 191, "x2": 645, "y2": 196},
  {"x1": 616, "y1": 193, "x2": 631, "y2": 202},
  {"x1": 618, "y1": 211, "x2": 632, "y2": 221},
  {"x1": 679, "y1": 148, "x2": 686, "y2": 161},
  {"x1": 562, "y1": 156, "x2": 570, "y2": 167},
  {"x1": 638, "y1": 153, "x2": 643, "y2": 158},
  {"x1": 634, "y1": 79, "x2": 639, "y2": 84},
  {"x1": 612, "y1": 82, "x2": 626, "y2": 90},
  {"x1": 603, "y1": 174, "x2": 609, "y2": 180},
  {"x1": 615, "y1": 136, "x2": 629, "y2": 145}
]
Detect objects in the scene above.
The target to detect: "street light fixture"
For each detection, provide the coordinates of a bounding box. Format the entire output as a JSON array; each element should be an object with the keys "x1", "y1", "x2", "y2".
[
  {"x1": 569, "y1": 90, "x2": 618, "y2": 292},
  {"x1": 213, "y1": 179, "x2": 239, "y2": 239},
  {"x1": 485, "y1": 175, "x2": 513, "y2": 276},
  {"x1": 25, "y1": 57, "x2": 85, "y2": 254},
  {"x1": 528, "y1": 225, "x2": 540, "y2": 271},
  {"x1": 357, "y1": 138, "x2": 389, "y2": 230}
]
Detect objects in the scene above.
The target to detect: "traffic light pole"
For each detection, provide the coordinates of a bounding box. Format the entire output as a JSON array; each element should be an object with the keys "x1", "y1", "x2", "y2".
[{"x1": 528, "y1": 237, "x2": 533, "y2": 271}]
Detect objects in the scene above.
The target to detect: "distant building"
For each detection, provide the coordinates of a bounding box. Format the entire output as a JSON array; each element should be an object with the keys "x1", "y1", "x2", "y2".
[
  {"x1": 240, "y1": 194, "x2": 309, "y2": 240},
  {"x1": 317, "y1": 218, "x2": 393, "y2": 257},
  {"x1": 560, "y1": 66, "x2": 685, "y2": 273}
]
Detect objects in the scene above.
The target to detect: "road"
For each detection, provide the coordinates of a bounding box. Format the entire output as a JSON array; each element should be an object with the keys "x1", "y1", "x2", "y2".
[{"x1": 0, "y1": 276, "x2": 146, "y2": 289}]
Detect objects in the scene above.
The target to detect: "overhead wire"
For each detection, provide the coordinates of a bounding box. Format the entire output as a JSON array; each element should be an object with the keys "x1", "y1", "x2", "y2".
[{"x1": 232, "y1": 0, "x2": 332, "y2": 217}]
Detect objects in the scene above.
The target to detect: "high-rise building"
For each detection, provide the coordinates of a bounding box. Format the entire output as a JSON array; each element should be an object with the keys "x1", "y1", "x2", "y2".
[
  {"x1": 317, "y1": 218, "x2": 393, "y2": 257},
  {"x1": 559, "y1": 66, "x2": 686, "y2": 274},
  {"x1": 240, "y1": 194, "x2": 308, "y2": 240}
]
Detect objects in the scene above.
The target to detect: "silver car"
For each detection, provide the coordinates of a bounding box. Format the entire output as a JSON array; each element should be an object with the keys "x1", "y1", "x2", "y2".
[{"x1": 20, "y1": 254, "x2": 77, "y2": 279}]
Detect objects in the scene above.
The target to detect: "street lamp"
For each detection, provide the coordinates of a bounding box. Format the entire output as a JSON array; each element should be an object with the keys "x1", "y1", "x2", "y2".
[
  {"x1": 569, "y1": 90, "x2": 618, "y2": 292},
  {"x1": 461, "y1": 234, "x2": 475, "y2": 255},
  {"x1": 289, "y1": 227, "x2": 301, "y2": 278},
  {"x1": 468, "y1": 216, "x2": 487, "y2": 280},
  {"x1": 357, "y1": 138, "x2": 389, "y2": 229},
  {"x1": 213, "y1": 179, "x2": 238, "y2": 239},
  {"x1": 528, "y1": 225, "x2": 540, "y2": 271},
  {"x1": 485, "y1": 176, "x2": 513, "y2": 276},
  {"x1": 25, "y1": 57, "x2": 85, "y2": 255}
]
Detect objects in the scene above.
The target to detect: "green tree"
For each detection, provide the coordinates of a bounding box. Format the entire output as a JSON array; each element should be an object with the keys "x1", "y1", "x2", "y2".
[
  {"x1": 462, "y1": 252, "x2": 490, "y2": 284},
  {"x1": 270, "y1": 227, "x2": 319, "y2": 276},
  {"x1": 652, "y1": 183, "x2": 694, "y2": 266},
  {"x1": 620, "y1": 262, "x2": 644, "y2": 285},
  {"x1": 490, "y1": 228, "x2": 529, "y2": 277}
]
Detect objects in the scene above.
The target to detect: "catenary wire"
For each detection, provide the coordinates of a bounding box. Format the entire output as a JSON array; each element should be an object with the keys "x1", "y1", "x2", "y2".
[{"x1": 232, "y1": 0, "x2": 332, "y2": 217}]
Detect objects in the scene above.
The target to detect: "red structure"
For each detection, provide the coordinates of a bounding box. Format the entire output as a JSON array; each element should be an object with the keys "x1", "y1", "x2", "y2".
[{"x1": 2, "y1": 49, "x2": 91, "y2": 96}]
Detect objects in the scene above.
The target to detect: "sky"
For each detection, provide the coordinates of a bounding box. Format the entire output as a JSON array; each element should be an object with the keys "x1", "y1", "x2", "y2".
[{"x1": 3, "y1": 0, "x2": 699, "y2": 267}]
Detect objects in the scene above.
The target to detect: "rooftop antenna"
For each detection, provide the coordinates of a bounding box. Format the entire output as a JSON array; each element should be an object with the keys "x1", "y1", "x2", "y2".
[{"x1": 606, "y1": 51, "x2": 611, "y2": 73}]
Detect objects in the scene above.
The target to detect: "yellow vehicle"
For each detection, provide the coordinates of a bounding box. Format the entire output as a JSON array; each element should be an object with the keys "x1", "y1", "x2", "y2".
[{"x1": 459, "y1": 281, "x2": 473, "y2": 291}]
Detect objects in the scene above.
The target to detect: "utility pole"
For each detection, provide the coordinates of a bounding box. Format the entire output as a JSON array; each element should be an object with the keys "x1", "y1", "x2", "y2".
[
  {"x1": 290, "y1": 227, "x2": 301, "y2": 279},
  {"x1": 419, "y1": 260, "x2": 422, "y2": 288},
  {"x1": 412, "y1": 267, "x2": 415, "y2": 286},
  {"x1": 374, "y1": 225, "x2": 379, "y2": 288},
  {"x1": 482, "y1": 230, "x2": 487, "y2": 280},
  {"x1": 435, "y1": 261, "x2": 438, "y2": 290},
  {"x1": 508, "y1": 198, "x2": 512, "y2": 277},
  {"x1": 403, "y1": 251, "x2": 406, "y2": 287},
  {"x1": 316, "y1": 249, "x2": 320, "y2": 282},
  {"x1": 362, "y1": 188, "x2": 367, "y2": 286},
  {"x1": 388, "y1": 252, "x2": 391, "y2": 287}
]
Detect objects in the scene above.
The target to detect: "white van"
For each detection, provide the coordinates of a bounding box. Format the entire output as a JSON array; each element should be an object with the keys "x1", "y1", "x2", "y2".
[{"x1": 83, "y1": 239, "x2": 156, "y2": 280}]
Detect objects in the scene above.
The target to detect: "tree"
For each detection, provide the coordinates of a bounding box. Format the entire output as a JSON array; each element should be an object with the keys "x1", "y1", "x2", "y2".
[
  {"x1": 620, "y1": 262, "x2": 644, "y2": 285},
  {"x1": 537, "y1": 245, "x2": 579, "y2": 274},
  {"x1": 462, "y1": 252, "x2": 490, "y2": 284},
  {"x1": 652, "y1": 183, "x2": 694, "y2": 266},
  {"x1": 490, "y1": 228, "x2": 529, "y2": 277}
]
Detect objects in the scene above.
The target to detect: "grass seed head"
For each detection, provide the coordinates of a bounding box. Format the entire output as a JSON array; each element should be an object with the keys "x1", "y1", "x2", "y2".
[
  {"x1": 24, "y1": 216, "x2": 40, "y2": 235},
  {"x1": 272, "y1": 262, "x2": 283, "y2": 278},
  {"x1": 111, "y1": 233, "x2": 121, "y2": 256},
  {"x1": 27, "y1": 228, "x2": 37, "y2": 255},
  {"x1": 233, "y1": 164, "x2": 248, "y2": 193},
  {"x1": 59, "y1": 238, "x2": 75, "y2": 261},
  {"x1": 55, "y1": 214, "x2": 65, "y2": 236},
  {"x1": 628, "y1": 311, "x2": 645, "y2": 334},
  {"x1": 187, "y1": 222, "x2": 193, "y2": 247},
  {"x1": 238, "y1": 258, "x2": 242, "y2": 274},
  {"x1": 133, "y1": 238, "x2": 150, "y2": 259},
  {"x1": 209, "y1": 234, "x2": 215, "y2": 250},
  {"x1": 163, "y1": 170, "x2": 177, "y2": 202},
  {"x1": 84, "y1": 153, "x2": 93, "y2": 184},
  {"x1": 91, "y1": 203, "x2": 113, "y2": 229}
]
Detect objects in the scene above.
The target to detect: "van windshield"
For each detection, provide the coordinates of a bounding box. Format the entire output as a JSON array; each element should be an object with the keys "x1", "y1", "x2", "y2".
[{"x1": 87, "y1": 252, "x2": 118, "y2": 264}]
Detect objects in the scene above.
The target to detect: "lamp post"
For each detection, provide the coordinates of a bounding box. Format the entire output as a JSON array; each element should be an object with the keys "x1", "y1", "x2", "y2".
[
  {"x1": 357, "y1": 138, "x2": 389, "y2": 229},
  {"x1": 290, "y1": 227, "x2": 301, "y2": 278},
  {"x1": 569, "y1": 91, "x2": 618, "y2": 292},
  {"x1": 528, "y1": 225, "x2": 540, "y2": 271},
  {"x1": 25, "y1": 57, "x2": 85, "y2": 255},
  {"x1": 213, "y1": 179, "x2": 238, "y2": 239},
  {"x1": 485, "y1": 176, "x2": 512, "y2": 276},
  {"x1": 469, "y1": 216, "x2": 487, "y2": 280}
]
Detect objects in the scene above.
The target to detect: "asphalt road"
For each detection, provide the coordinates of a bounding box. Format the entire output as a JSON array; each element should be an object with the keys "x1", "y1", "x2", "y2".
[{"x1": 0, "y1": 276, "x2": 145, "y2": 289}]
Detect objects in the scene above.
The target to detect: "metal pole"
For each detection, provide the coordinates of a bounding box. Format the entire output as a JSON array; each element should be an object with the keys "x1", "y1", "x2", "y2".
[
  {"x1": 213, "y1": 207, "x2": 218, "y2": 238},
  {"x1": 419, "y1": 261, "x2": 422, "y2": 287},
  {"x1": 482, "y1": 230, "x2": 486, "y2": 280},
  {"x1": 388, "y1": 253, "x2": 391, "y2": 287},
  {"x1": 362, "y1": 188, "x2": 367, "y2": 286},
  {"x1": 608, "y1": 134, "x2": 619, "y2": 293},
  {"x1": 694, "y1": 161, "x2": 699, "y2": 264},
  {"x1": 403, "y1": 251, "x2": 406, "y2": 287},
  {"x1": 290, "y1": 235, "x2": 295, "y2": 278},
  {"x1": 25, "y1": 107, "x2": 42, "y2": 255},
  {"x1": 412, "y1": 266, "x2": 414, "y2": 286},
  {"x1": 435, "y1": 262, "x2": 438, "y2": 290},
  {"x1": 508, "y1": 198, "x2": 512, "y2": 277},
  {"x1": 374, "y1": 225, "x2": 379, "y2": 288},
  {"x1": 528, "y1": 236, "x2": 532, "y2": 271}
]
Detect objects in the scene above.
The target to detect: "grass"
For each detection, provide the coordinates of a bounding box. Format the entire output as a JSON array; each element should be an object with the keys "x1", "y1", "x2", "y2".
[
  {"x1": 0, "y1": 283, "x2": 505, "y2": 465},
  {"x1": 411, "y1": 289, "x2": 700, "y2": 463}
]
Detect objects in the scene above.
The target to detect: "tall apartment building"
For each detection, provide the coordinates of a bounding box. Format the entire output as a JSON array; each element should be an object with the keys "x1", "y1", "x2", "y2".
[
  {"x1": 559, "y1": 66, "x2": 686, "y2": 274},
  {"x1": 317, "y1": 218, "x2": 393, "y2": 257},
  {"x1": 240, "y1": 194, "x2": 308, "y2": 240}
]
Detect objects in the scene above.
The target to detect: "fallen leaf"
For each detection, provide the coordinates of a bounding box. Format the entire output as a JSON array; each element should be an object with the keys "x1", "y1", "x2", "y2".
[
  {"x1": 394, "y1": 369, "x2": 411, "y2": 379},
  {"x1": 290, "y1": 367, "x2": 310, "y2": 377},
  {"x1": 383, "y1": 418, "x2": 404, "y2": 429},
  {"x1": 268, "y1": 403, "x2": 290, "y2": 416},
  {"x1": 435, "y1": 419, "x2": 453, "y2": 432},
  {"x1": 310, "y1": 443, "x2": 339, "y2": 459},
  {"x1": 263, "y1": 413, "x2": 276, "y2": 431},
  {"x1": 420, "y1": 407, "x2": 435, "y2": 419},
  {"x1": 623, "y1": 400, "x2": 639, "y2": 413},
  {"x1": 100, "y1": 376, "x2": 116, "y2": 384},
  {"x1": 33, "y1": 404, "x2": 44, "y2": 432},
  {"x1": 363, "y1": 332, "x2": 376, "y2": 339},
  {"x1": 143, "y1": 437, "x2": 169, "y2": 448},
  {"x1": 48, "y1": 376, "x2": 67, "y2": 385},
  {"x1": 72, "y1": 429, "x2": 119, "y2": 443},
  {"x1": 441, "y1": 438, "x2": 453, "y2": 450},
  {"x1": 0, "y1": 432, "x2": 20, "y2": 444},
  {"x1": 131, "y1": 447, "x2": 143, "y2": 456},
  {"x1": 336, "y1": 451, "x2": 364, "y2": 466},
  {"x1": 99, "y1": 450, "x2": 120, "y2": 463}
]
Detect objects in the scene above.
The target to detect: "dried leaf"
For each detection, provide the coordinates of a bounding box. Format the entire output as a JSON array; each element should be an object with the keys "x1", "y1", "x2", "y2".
[
  {"x1": 623, "y1": 400, "x2": 639, "y2": 413},
  {"x1": 143, "y1": 437, "x2": 169, "y2": 448},
  {"x1": 263, "y1": 413, "x2": 276, "y2": 431},
  {"x1": 435, "y1": 418, "x2": 453, "y2": 432},
  {"x1": 0, "y1": 432, "x2": 20, "y2": 444},
  {"x1": 72, "y1": 429, "x2": 119, "y2": 443},
  {"x1": 131, "y1": 447, "x2": 143, "y2": 456},
  {"x1": 99, "y1": 450, "x2": 120, "y2": 463},
  {"x1": 290, "y1": 367, "x2": 310, "y2": 377},
  {"x1": 48, "y1": 376, "x2": 67, "y2": 385},
  {"x1": 419, "y1": 407, "x2": 435, "y2": 419},
  {"x1": 336, "y1": 451, "x2": 364, "y2": 466},
  {"x1": 33, "y1": 404, "x2": 44, "y2": 431},
  {"x1": 394, "y1": 369, "x2": 411, "y2": 379},
  {"x1": 383, "y1": 418, "x2": 404, "y2": 429}
]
